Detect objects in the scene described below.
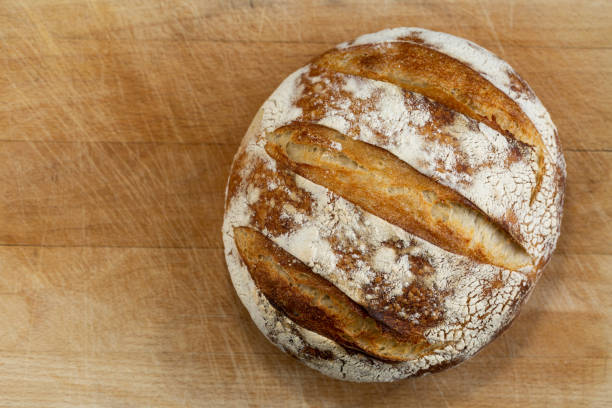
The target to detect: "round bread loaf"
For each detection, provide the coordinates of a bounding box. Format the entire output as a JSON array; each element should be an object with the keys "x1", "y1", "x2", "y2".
[{"x1": 222, "y1": 27, "x2": 565, "y2": 382}]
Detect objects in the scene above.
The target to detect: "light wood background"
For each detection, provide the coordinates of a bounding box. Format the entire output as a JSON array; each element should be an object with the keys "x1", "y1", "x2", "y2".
[{"x1": 0, "y1": 1, "x2": 610, "y2": 406}]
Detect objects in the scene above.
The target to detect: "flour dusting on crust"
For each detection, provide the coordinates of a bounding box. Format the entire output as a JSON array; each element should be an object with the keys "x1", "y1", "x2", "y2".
[{"x1": 292, "y1": 68, "x2": 548, "y2": 260}]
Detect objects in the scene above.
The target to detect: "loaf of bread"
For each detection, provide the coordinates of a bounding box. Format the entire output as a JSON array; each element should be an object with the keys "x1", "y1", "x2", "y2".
[{"x1": 223, "y1": 27, "x2": 565, "y2": 382}]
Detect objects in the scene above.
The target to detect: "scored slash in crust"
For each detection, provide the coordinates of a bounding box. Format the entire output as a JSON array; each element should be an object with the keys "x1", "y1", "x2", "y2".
[
  {"x1": 265, "y1": 123, "x2": 533, "y2": 272},
  {"x1": 313, "y1": 41, "x2": 548, "y2": 203},
  {"x1": 233, "y1": 226, "x2": 441, "y2": 362}
]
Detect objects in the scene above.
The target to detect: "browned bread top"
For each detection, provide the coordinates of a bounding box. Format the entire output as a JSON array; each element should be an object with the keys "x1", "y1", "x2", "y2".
[{"x1": 223, "y1": 28, "x2": 565, "y2": 382}]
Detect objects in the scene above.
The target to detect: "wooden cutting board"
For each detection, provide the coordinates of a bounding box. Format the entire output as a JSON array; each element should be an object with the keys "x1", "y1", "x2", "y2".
[{"x1": 0, "y1": 1, "x2": 610, "y2": 406}]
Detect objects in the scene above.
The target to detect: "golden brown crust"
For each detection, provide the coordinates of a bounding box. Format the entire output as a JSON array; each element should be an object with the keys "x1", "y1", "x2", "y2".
[
  {"x1": 265, "y1": 123, "x2": 532, "y2": 271},
  {"x1": 312, "y1": 42, "x2": 547, "y2": 199},
  {"x1": 313, "y1": 42, "x2": 544, "y2": 155},
  {"x1": 233, "y1": 226, "x2": 438, "y2": 362}
]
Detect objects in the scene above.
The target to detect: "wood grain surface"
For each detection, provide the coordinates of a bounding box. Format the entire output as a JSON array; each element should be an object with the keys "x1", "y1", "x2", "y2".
[{"x1": 0, "y1": 0, "x2": 610, "y2": 406}]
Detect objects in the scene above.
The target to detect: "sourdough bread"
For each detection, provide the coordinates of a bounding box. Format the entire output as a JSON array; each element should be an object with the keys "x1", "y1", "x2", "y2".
[{"x1": 222, "y1": 27, "x2": 565, "y2": 382}]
